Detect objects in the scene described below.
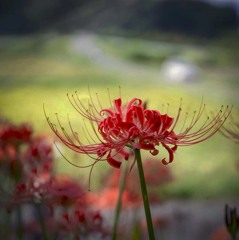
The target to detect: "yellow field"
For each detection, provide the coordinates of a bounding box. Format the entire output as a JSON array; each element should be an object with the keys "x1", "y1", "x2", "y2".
[{"x1": 0, "y1": 33, "x2": 238, "y2": 197}]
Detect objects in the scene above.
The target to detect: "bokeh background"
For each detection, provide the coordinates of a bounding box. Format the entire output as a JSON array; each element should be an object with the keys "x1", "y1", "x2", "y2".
[{"x1": 0, "y1": 0, "x2": 239, "y2": 239}]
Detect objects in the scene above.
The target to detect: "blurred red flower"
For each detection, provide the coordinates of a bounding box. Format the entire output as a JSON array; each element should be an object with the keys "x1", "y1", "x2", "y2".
[
  {"x1": 0, "y1": 122, "x2": 32, "y2": 180},
  {"x1": 0, "y1": 121, "x2": 109, "y2": 239},
  {"x1": 210, "y1": 226, "x2": 231, "y2": 240},
  {"x1": 22, "y1": 134, "x2": 54, "y2": 179},
  {"x1": 89, "y1": 158, "x2": 173, "y2": 209},
  {"x1": 47, "y1": 175, "x2": 86, "y2": 207}
]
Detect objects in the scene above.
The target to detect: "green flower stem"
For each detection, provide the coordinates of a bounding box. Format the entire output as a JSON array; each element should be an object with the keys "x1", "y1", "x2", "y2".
[
  {"x1": 17, "y1": 205, "x2": 23, "y2": 240},
  {"x1": 231, "y1": 233, "x2": 237, "y2": 240},
  {"x1": 35, "y1": 203, "x2": 48, "y2": 240},
  {"x1": 112, "y1": 160, "x2": 128, "y2": 240},
  {"x1": 0, "y1": 203, "x2": 10, "y2": 239},
  {"x1": 134, "y1": 148, "x2": 155, "y2": 240}
]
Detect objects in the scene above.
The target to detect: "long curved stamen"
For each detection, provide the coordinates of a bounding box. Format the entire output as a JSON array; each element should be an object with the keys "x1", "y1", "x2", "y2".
[
  {"x1": 82, "y1": 119, "x2": 99, "y2": 145},
  {"x1": 74, "y1": 92, "x2": 101, "y2": 122},
  {"x1": 179, "y1": 99, "x2": 206, "y2": 136},
  {"x1": 68, "y1": 93, "x2": 94, "y2": 121},
  {"x1": 107, "y1": 88, "x2": 113, "y2": 109},
  {"x1": 218, "y1": 107, "x2": 239, "y2": 143},
  {"x1": 175, "y1": 105, "x2": 231, "y2": 145},
  {"x1": 95, "y1": 92, "x2": 103, "y2": 110},
  {"x1": 88, "y1": 87, "x2": 102, "y2": 117},
  {"x1": 88, "y1": 161, "x2": 97, "y2": 191},
  {"x1": 54, "y1": 142, "x2": 96, "y2": 168}
]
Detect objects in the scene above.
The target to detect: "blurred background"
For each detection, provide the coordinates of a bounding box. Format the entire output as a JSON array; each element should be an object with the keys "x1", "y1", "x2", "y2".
[{"x1": 0, "y1": 0, "x2": 239, "y2": 239}]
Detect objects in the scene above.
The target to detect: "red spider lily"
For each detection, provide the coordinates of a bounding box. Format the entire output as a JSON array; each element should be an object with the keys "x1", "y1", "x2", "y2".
[
  {"x1": 54, "y1": 207, "x2": 108, "y2": 239},
  {"x1": 10, "y1": 186, "x2": 108, "y2": 239},
  {"x1": 10, "y1": 175, "x2": 85, "y2": 208},
  {"x1": 18, "y1": 208, "x2": 108, "y2": 240},
  {"x1": 22, "y1": 134, "x2": 54, "y2": 179},
  {"x1": 0, "y1": 122, "x2": 32, "y2": 144},
  {"x1": 45, "y1": 92, "x2": 231, "y2": 169},
  {"x1": 11, "y1": 135, "x2": 55, "y2": 204},
  {"x1": 45, "y1": 176, "x2": 108, "y2": 238},
  {"x1": 9, "y1": 172, "x2": 52, "y2": 207},
  {"x1": 47, "y1": 175, "x2": 86, "y2": 207},
  {"x1": 0, "y1": 143, "x2": 22, "y2": 180},
  {"x1": 0, "y1": 122, "x2": 32, "y2": 180}
]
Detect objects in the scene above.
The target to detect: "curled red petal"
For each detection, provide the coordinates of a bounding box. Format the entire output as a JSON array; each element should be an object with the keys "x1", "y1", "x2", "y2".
[
  {"x1": 107, "y1": 153, "x2": 122, "y2": 168},
  {"x1": 126, "y1": 98, "x2": 142, "y2": 111},
  {"x1": 161, "y1": 143, "x2": 176, "y2": 165},
  {"x1": 171, "y1": 145, "x2": 178, "y2": 152},
  {"x1": 100, "y1": 109, "x2": 115, "y2": 117},
  {"x1": 150, "y1": 149, "x2": 159, "y2": 156}
]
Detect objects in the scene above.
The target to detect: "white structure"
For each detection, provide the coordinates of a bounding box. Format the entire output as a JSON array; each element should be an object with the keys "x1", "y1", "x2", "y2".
[{"x1": 160, "y1": 57, "x2": 200, "y2": 83}]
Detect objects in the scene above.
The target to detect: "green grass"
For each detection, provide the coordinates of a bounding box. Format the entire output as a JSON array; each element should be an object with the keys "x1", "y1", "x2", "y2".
[
  {"x1": 96, "y1": 33, "x2": 239, "y2": 68},
  {"x1": 0, "y1": 33, "x2": 238, "y2": 198}
]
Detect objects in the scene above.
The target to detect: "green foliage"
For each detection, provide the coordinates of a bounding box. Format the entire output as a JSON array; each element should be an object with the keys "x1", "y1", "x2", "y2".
[
  {"x1": 1, "y1": 0, "x2": 238, "y2": 38},
  {"x1": 97, "y1": 34, "x2": 239, "y2": 68},
  {"x1": 0, "y1": 34, "x2": 238, "y2": 199}
]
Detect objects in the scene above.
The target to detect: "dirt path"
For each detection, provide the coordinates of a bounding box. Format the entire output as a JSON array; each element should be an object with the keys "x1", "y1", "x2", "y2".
[
  {"x1": 71, "y1": 32, "x2": 133, "y2": 70},
  {"x1": 70, "y1": 31, "x2": 161, "y2": 81}
]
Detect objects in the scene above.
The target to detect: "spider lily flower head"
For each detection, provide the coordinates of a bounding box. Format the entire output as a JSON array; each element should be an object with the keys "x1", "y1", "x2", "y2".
[
  {"x1": 0, "y1": 122, "x2": 32, "y2": 181},
  {"x1": 44, "y1": 90, "x2": 231, "y2": 170},
  {"x1": 22, "y1": 135, "x2": 54, "y2": 178},
  {"x1": 56, "y1": 207, "x2": 108, "y2": 238},
  {"x1": 9, "y1": 172, "x2": 52, "y2": 207},
  {"x1": 47, "y1": 175, "x2": 86, "y2": 207}
]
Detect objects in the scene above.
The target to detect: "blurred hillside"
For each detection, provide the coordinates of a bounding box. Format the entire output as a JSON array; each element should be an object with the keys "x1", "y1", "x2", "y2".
[{"x1": 0, "y1": 0, "x2": 238, "y2": 38}]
